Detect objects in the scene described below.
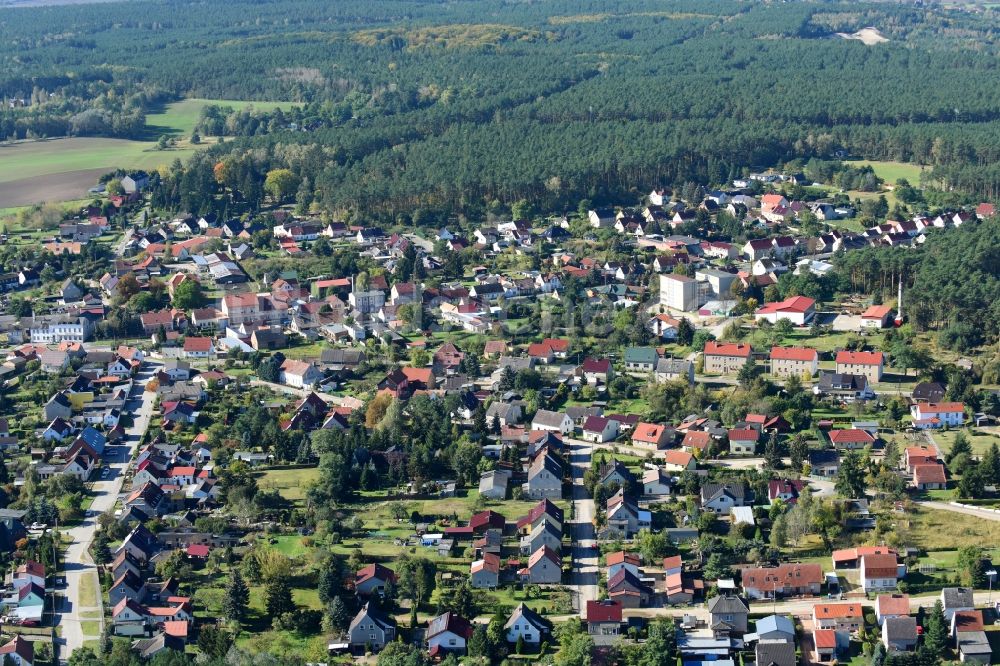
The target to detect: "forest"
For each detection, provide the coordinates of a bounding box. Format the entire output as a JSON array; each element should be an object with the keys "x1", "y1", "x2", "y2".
[{"x1": 6, "y1": 0, "x2": 1000, "y2": 213}]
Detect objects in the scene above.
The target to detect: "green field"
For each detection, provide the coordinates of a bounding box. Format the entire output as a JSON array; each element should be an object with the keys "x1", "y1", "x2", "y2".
[
  {"x1": 0, "y1": 98, "x2": 291, "y2": 210},
  {"x1": 847, "y1": 160, "x2": 927, "y2": 185}
]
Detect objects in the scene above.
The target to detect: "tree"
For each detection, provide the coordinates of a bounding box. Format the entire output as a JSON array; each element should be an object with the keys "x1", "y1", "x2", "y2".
[
  {"x1": 836, "y1": 450, "x2": 866, "y2": 498},
  {"x1": 197, "y1": 624, "x2": 230, "y2": 660},
  {"x1": 318, "y1": 557, "x2": 343, "y2": 606},
  {"x1": 555, "y1": 632, "x2": 594, "y2": 666},
  {"x1": 172, "y1": 279, "x2": 204, "y2": 310},
  {"x1": 923, "y1": 601, "x2": 948, "y2": 655},
  {"x1": 789, "y1": 434, "x2": 809, "y2": 471},
  {"x1": 957, "y1": 545, "x2": 986, "y2": 588},
  {"x1": 264, "y1": 168, "x2": 299, "y2": 203},
  {"x1": 326, "y1": 595, "x2": 349, "y2": 631},
  {"x1": 264, "y1": 575, "x2": 295, "y2": 618},
  {"x1": 638, "y1": 619, "x2": 677, "y2": 666},
  {"x1": 737, "y1": 357, "x2": 759, "y2": 387},
  {"x1": 636, "y1": 529, "x2": 669, "y2": 563},
  {"x1": 222, "y1": 569, "x2": 250, "y2": 624},
  {"x1": 763, "y1": 432, "x2": 781, "y2": 469},
  {"x1": 676, "y1": 318, "x2": 694, "y2": 346}
]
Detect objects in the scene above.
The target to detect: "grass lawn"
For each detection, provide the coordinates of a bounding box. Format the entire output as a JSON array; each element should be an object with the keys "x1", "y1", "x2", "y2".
[
  {"x1": 255, "y1": 466, "x2": 320, "y2": 506},
  {"x1": 906, "y1": 504, "x2": 1000, "y2": 551},
  {"x1": 268, "y1": 535, "x2": 310, "y2": 558},
  {"x1": 931, "y1": 429, "x2": 1000, "y2": 456},
  {"x1": 847, "y1": 160, "x2": 926, "y2": 185},
  {"x1": 78, "y1": 572, "x2": 99, "y2": 607},
  {"x1": 80, "y1": 620, "x2": 101, "y2": 637}
]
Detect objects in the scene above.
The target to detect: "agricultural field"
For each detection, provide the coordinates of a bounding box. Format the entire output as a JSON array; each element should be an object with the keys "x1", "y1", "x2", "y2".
[
  {"x1": 0, "y1": 98, "x2": 290, "y2": 209},
  {"x1": 847, "y1": 160, "x2": 927, "y2": 185}
]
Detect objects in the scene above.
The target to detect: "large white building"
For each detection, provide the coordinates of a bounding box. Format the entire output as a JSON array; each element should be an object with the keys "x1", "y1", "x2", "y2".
[{"x1": 660, "y1": 274, "x2": 698, "y2": 312}]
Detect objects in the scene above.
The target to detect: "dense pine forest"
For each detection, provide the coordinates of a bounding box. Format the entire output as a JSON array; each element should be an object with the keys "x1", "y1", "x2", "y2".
[{"x1": 5, "y1": 0, "x2": 1000, "y2": 213}]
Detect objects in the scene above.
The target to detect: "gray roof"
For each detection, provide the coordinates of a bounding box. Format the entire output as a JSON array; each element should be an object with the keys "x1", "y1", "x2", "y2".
[
  {"x1": 349, "y1": 602, "x2": 395, "y2": 633},
  {"x1": 701, "y1": 482, "x2": 748, "y2": 504},
  {"x1": 505, "y1": 602, "x2": 550, "y2": 632},
  {"x1": 957, "y1": 631, "x2": 992, "y2": 655},
  {"x1": 883, "y1": 616, "x2": 917, "y2": 641},
  {"x1": 755, "y1": 641, "x2": 796, "y2": 666},
  {"x1": 708, "y1": 594, "x2": 749, "y2": 615},
  {"x1": 942, "y1": 587, "x2": 974, "y2": 609},
  {"x1": 753, "y1": 614, "x2": 794, "y2": 637},
  {"x1": 656, "y1": 357, "x2": 693, "y2": 375},
  {"x1": 532, "y1": 410, "x2": 568, "y2": 429}
]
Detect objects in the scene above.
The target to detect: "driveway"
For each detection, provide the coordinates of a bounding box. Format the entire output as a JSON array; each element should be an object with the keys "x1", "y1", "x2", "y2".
[
  {"x1": 567, "y1": 439, "x2": 599, "y2": 617},
  {"x1": 57, "y1": 362, "x2": 159, "y2": 662}
]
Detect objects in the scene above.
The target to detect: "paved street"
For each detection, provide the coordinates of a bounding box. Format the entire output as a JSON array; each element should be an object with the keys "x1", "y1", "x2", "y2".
[
  {"x1": 567, "y1": 439, "x2": 599, "y2": 618},
  {"x1": 55, "y1": 362, "x2": 159, "y2": 663}
]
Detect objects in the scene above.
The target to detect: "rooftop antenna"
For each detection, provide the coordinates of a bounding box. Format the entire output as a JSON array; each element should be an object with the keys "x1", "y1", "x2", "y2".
[{"x1": 894, "y1": 275, "x2": 904, "y2": 327}]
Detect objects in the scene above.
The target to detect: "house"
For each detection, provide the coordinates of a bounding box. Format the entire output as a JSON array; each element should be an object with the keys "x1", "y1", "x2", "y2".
[
  {"x1": 708, "y1": 595, "x2": 749, "y2": 637},
  {"x1": 832, "y1": 546, "x2": 898, "y2": 569},
  {"x1": 876, "y1": 594, "x2": 911, "y2": 625},
  {"x1": 860, "y1": 553, "x2": 904, "y2": 592},
  {"x1": 768, "y1": 479, "x2": 805, "y2": 505},
  {"x1": 598, "y1": 459, "x2": 635, "y2": 488},
  {"x1": 770, "y1": 346, "x2": 818, "y2": 377},
  {"x1": 912, "y1": 382, "x2": 946, "y2": 403},
  {"x1": 112, "y1": 598, "x2": 148, "y2": 636},
  {"x1": 835, "y1": 351, "x2": 884, "y2": 383},
  {"x1": 904, "y1": 446, "x2": 939, "y2": 472},
  {"x1": 579, "y1": 357, "x2": 613, "y2": 385},
  {"x1": 606, "y1": 552, "x2": 641, "y2": 580},
  {"x1": 520, "y1": 520, "x2": 561, "y2": 556},
  {"x1": 279, "y1": 359, "x2": 323, "y2": 388},
  {"x1": 912, "y1": 463, "x2": 947, "y2": 490},
  {"x1": 425, "y1": 612, "x2": 474, "y2": 656},
  {"x1": 348, "y1": 602, "x2": 396, "y2": 653},
  {"x1": 659, "y1": 274, "x2": 699, "y2": 312},
  {"x1": 582, "y1": 416, "x2": 619, "y2": 443},
  {"x1": 486, "y1": 402, "x2": 521, "y2": 429},
  {"x1": 505, "y1": 603, "x2": 551, "y2": 646},
  {"x1": 182, "y1": 337, "x2": 215, "y2": 359},
  {"x1": 523, "y1": 452, "x2": 563, "y2": 499},
  {"x1": 910, "y1": 402, "x2": 966, "y2": 429},
  {"x1": 813, "y1": 629, "x2": 844, "y2": 662},
  {"x1": 755, "y1": 641, "x2": 796, "y2": 666},
  {"x1": 108, "y1": 571, "x2": 146, "y2": 608},
  {"x1": 43, "y1": 392, "x2": 73, "y2": 421},
  {"x1": 952, "y1": 610, "x2": 985, "y2": 640},
  {"x1": 605, "y1": 491, "x2": 650, "y2": 538},
  {"x1": 608, "y1": 569, "x2": 653, "y2": 608},
  {"x1": 755, "y1": 296, "x2": 815, "y2": 325},
  {"x1": 727, "y1": 429, "x2": 759, "y2": 456},
  {"x1": 42, "y1": 417, "x2": 74, "y2": 442},
  {"x1": 642, "y1": 468, "x2": 671, "y2": 496},
  {"x1": 586, "y1": 600, "x2": 623, "y2": 637},
  {"x1": 941, "y1": 588, "x2": 975, "y2": 621},
  {"x1": 813, "y1": 603, "x2": 864, "y2": 633},
  {"x1": 624, "y1": 347, "x2": 658, "y2": 372},
  {"x1": 470, "y1": 553, "x2": 501, "y2": 589},
  {"x1": 700, "y1": 482, "x2": 749, "y2": 514},
  {"x1": 829, "y1": 428, "x2": 876, "y2": 450},
  {"x1": 663, "y1": 449, "x2": 696, "y2": 472},
  {"x1": 632, "y1": 422, "x2": 672, "y2": 450},
  {"x1": 516, "y1": 499, "x2": 563, "y2": 535},
  {"x1": 740, "y1": 563, "x2": 823, "y2": 600},
  {"x1": 531, "y1": 410, "x2": 574, "y2": 434},
  {"x1": 883, "y1": 616, "x2": 918, "y2": 653},
  {"x1": 0, "y1": 635, "x2": 33, "y2": 666},
  {"x1": 703, "y1": 342, "x2": 751, "y2": 374},
  {"x1": 525, "y1": 546, "x2": 561, "y2": 584},
  {"x1": 588, "y1": 208, "x2": 616, "y2": 229},
  {"x1": 815, "y1": 372, "x2": 875, "y2": 402},
  {"x1": 654, "y1": 357, "x2": 694, "y2": 385},
  {"x1": 355, "y1": 563, "x2": 396, "y2": 597}
]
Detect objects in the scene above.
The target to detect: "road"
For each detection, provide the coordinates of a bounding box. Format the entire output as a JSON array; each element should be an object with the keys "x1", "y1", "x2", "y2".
[
  {"x1": 566, "y1": 439, "x2": 599, "y2": 618},
  {"x1": 916, "y1": 500, "x2": 1000, "y2": 522},
  {"x1": 56, "y1": 362, "x2": 159, "y2": 663}
]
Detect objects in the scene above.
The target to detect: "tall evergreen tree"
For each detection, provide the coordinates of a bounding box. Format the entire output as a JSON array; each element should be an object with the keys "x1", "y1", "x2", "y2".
[{"x1": 222, "y1": 569, "x2": 250, "y2": 624}]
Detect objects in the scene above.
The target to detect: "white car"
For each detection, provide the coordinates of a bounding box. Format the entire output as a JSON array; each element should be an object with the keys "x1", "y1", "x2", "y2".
[{"x1": 29, "y1": 523, "x2": 46, "y2": 531}]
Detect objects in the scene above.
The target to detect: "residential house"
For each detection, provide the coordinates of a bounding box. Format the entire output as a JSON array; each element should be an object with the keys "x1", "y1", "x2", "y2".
[
  {"x1": 876, "y1": 594, "x2": 911, "y2": 625},
  {"x1": 745, "y1": 614, "x2": 795, "y2": 643},
  {"x1": 279, "y1": 359, "x2": 323, "y2": 388},
  {"x1": 425, "y1": 612, "x2": 474, "y2": 656},
  {"x1": 662, "y1": 450, "x2": 696, "y2": 473},
  {"x1": 910, "y1": 402, "x2": 966, "y2": 429},
  {"x1": 755, "y1": 642, "x2": 796, "y2": 666},
  {"x1": 770, "y1": 346, "x2": 818, "y2": 377},
  {"x1": 348, "y1": 602, "x2": 396, "y2": 653},
  {"x1": 355, "y1": 564, "x2": 396, "y2": 597},
  {"x1": 586, "y1": 600, "x2": 623, "y2": 637},
  {"x1": 813, "y1": 603, "x2": 864, "y2": 633},
  {"x1": 470, "y1": 554, "x2": 501, "y2": 589},
  {"x1": 479, "y1": 470, "x2": 511, "y2": 500},
  {"x1": 913, "y1": 463, "x2": 947, "y2": 490},
  {"x1": 829, "y1": 429, "x2": 876, "y2": 450},
  {"x1": 740, "y1": 563, "x2": 823, "y2": 600},
  {"x1": 703, "y1": 342, "x2": 751, "y2": 374},
  {"x1": 708, "y1": 595, "x2": 749, "y2": 638},
  {"x1": 882, "y1": 616, "x2": 918, "y2": 653},
  {"x1": 182, "y1": 337, "x2": 215, "y2": 359},
  {"x1": 815, "y1": 372, "x2": 874, "y2": 402},
  {"x1": 941, "y1": 588, "x2": 975, "y2": 622},
  {"x1": 624, "y1": 347, "x2": 658, "y2": 372},
  {"x1": 727, "y1": 429, "x2": 759, "y2": 455},
  {"x1": 504, "y1": 603, "x2": 551, "y2": 646},
  {"x1": 579, "y1": 357, "x2": 613, "y2": 385},
  {"x1": 835, "y1": 351, "x2": 884, "y2": 383},
  {"x1": 642, "y1": 468, "x2": 671, "y2": 496},
  {"x1": 606, "y1": 552, "x2": 641, "y2": 580},
  {"x1": 0, "y1": 636, "x2": 32, "y2": 666},
  {"x1": 525, "y1": 546, "x2": 561, "y2": 584},
  {"x1": 654, "y1": 357, "x2": 694, "y2": 385},
  {"x1": 582, "y1": 416, "x2": 618, "y2": 443},
  {"x1": 520, "y1": 521, "x2": 561, "y2": 555},
  {"x1": 523, "y1": 452, "x2": 563, "y2": 499},
  {"x1": 700, "y1": 482, "x2": 749, "y2": 514},
  {"x1": 608, "y1": 569, "x2": 653, "y2": 608},
  {"x1": 632, "y1": 422, "x2": 673, "y2": 450},
  {"x1": 531, "y1": 410, "x2": 574, "y2": 434}
]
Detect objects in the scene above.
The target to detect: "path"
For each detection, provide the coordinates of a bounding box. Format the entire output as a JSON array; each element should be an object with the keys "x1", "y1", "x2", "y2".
[
  {"x1": 915, "y1": 500, "x2": 1000, "y2": 522},
  {"x1": 56, "y1": 362, "x2": 159, "y2": 663},
  {"x1": 567, "y1": 439, "x2": 599, "y2": 618}
]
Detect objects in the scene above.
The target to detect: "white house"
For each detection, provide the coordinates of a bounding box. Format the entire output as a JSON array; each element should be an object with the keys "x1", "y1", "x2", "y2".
[
  {"x1": 530, "y1": 410, "x2": 574, "y2": 434},
  {"x1": 910, "y1": 402, "x2": 965, "y2": 429}
]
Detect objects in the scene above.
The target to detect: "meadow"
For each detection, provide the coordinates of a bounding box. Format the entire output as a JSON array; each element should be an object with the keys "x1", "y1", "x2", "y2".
[{"x1": 0, "y1": 98, "x2": 290, "y2": 209}]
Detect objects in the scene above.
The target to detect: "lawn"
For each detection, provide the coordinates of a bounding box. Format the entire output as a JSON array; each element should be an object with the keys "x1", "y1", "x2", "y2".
[
  {"x1": 80, "y1": 620, "x2": 101, "y2": 637},
  {"x1": 931, "y1": 429, "x2": 1000, "y2": 456},
  {"x1": 906, "y1": 504, "x2": 1000, "y2": 551},
  {"x1": 0, "y1": 98, "x2": 292, "y2": 208},
  {"x1": 846, "y1": 160, "x2": 926, "y2": 185},
  {"x1": 77, "y1": 572, "x2": 99, "y2": 608},
  {"x1": 255, "y1": 466, "x2": 320, "y2": 505}
]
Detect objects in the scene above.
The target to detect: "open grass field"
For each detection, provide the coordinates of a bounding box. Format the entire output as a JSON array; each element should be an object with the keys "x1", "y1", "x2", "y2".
[
  {"x1": 847, "y1": 160, "x2": 926, "y2": 185},
  {"x1": 906, "y1": 504, "x2": 1000, "y2": 551},
  {"x1": 0, "y1": 98, "x2": 290, "y2": 209},
  {"x1": 255, "y1": 466, "x2": 320, "y2": 506},
  {"x1": 930, "y1": 428, "x2": 1000, "y2": 455}
]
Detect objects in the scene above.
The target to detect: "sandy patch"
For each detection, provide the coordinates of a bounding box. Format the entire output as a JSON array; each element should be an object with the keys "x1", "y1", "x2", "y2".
[{"x1": 836, "y1": 27, "x2": 888, "y2": 45}]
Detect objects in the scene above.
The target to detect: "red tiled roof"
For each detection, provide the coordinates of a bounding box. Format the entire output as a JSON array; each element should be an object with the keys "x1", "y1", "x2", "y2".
[
  {"x1": 829, "y1": 429, "x2": 876, "y2": 445},
  {"x1": 757, "y1": 296, "x2": 815, "y2": 314},
  {"x1": 770, "y1": 346, "x2": 817, "y2": 362},
  {"x1": 814, "y1": 603, "x2": 864, "y2": 619},
  {"x1": 836, "y1": 350, "x2": 884, "y2": 365},
  {"x1": 913, "y1": 463, "x2": 947, "y2": 484},
  {"x1": 586, "y1": 600, "x2": 623, "y2": 623},
  {"x1": 705, "y1": 341, "x2": 751, "y2": 357},
  {"x1": 814, "y1": 629, "x2": 837, "y2": 648},
  {"x1": 876, "y1": 594, "x2": 910, "y2": 617}
]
